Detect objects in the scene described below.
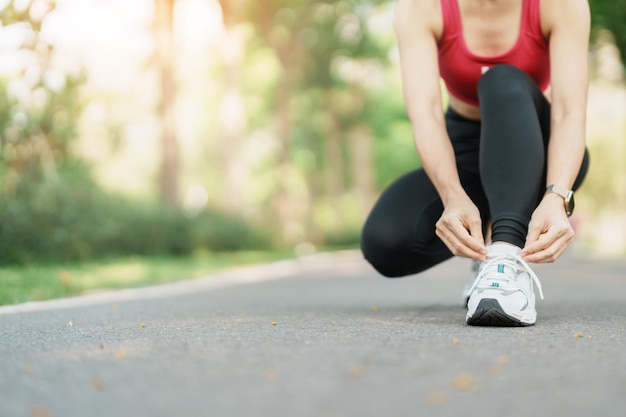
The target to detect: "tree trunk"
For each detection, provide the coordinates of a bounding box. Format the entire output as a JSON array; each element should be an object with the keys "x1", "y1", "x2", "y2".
[
  {"x1": 217, "y1": 0, "x2": 248, "y2": 214},
  {"x1": 349, "y1": 125, "x2": 376, "y2": 217},
  {"x1": 273, "y1": 71, "x2": 297, "y2": 242},
  {"x1": 324, "y1": 105, "x2": 345, "y2": 230},
  {"x1": 155, "y1": 0, "x2": 179, "y2": 206}
]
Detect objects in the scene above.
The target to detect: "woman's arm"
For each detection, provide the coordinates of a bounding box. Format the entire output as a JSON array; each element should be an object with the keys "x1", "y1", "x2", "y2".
[
  {"x1": 395, "y1": 0, "x2": 487, "y2": 260},
  {"x1": 521, "y1": 0, "x2": 590, "y2": 263}
]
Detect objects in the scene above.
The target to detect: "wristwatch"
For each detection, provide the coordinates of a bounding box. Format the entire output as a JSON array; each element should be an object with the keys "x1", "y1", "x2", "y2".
[{"x1": 545, "y1": 184, "x2": 574, "y2": 217}]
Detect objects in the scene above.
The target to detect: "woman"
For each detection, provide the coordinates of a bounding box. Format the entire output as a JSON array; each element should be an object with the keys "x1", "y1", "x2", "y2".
[{"x1": 360, "y1": 0, "x2": 590, "y2": 326}]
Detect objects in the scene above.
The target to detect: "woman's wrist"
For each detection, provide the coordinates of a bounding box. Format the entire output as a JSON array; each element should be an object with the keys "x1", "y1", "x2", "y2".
[{"x1": 440, "y1": 186, "x2": 468, "y2": 206}]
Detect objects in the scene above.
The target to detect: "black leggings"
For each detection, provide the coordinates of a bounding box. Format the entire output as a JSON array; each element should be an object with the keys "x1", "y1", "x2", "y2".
[{"x1": 361, "y1": 64, "x2": 589, "y2": 277}]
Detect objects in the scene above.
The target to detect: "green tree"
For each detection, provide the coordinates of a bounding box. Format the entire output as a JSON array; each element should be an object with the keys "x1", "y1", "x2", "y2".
[
  {"x1": 590, "y1": 0, "x2": 626, "y2": 63},
  {"x1": 216, "y1": 0, "x2": 250, "y2": 213},
  {"x1": 0, "y1": 0, "x2": 85, "y2": 188},
  {"x1": 243, "y1": 1, "x2": 406, "y2": 244},
  {"x1": 154, "y1": 0, "x2": 179, "y2": 206}
]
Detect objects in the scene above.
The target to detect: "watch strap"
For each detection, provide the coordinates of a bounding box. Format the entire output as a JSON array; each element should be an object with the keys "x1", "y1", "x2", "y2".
[{"x1": 545, "y1": 184, "x2": 574, "y2": 216}]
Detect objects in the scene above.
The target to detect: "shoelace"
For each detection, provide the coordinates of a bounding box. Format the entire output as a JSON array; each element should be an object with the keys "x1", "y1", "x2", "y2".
[{"x1": 466, "y1": 253, "x2": 544, "y2": 300}]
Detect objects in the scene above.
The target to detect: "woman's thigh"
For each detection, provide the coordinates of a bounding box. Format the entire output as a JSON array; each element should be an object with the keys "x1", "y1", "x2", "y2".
[{"x1": 361, "y1": 165, "x2": 488, "y2": 276}]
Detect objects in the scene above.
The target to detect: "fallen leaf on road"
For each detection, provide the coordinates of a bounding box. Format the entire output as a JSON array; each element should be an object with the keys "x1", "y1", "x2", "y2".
[
  {"x1": 372, "y1": 306, "x2": 379, "y2": 312},
  {"x1": 116, "y1": 349, "x2": 126, "y2": 359},
  {"x1": 30, "y1": 405, "x2": 54, "y2": 417},
  {"x1": 140, "y1": 323, "x2": 145, "y2": 328},
  {"x1": 264, "y1": 369, "x2": 278, "y2": 380},
  {"x1": 91, "y1": 378, "x2": 106, "y2": 391},
  {"x1": 574, "y1": 333, "x2": 584, "y2": 338},
  {"x1": 453, "y1": 373, "x2": 480, "y2": 391},
  {"x1": 271, "y1": 321, "x2": 277, "y2": 326},
  {"x1": 452, "y1": 338, "x2": 459, "y2": 345},
  {"x1": 489, "y1": 365, "x2": 501, "y2": 376},
  {"x1": 24, "y1": 364, "x2": 34, "y2": 375},
  {"x1": 424, "y1": 388, "x2": 448, "y2": 405},
  {"x1": 350, "y1": 366, "x2": 365, "y2": 379},
  {"x1": 489, "y1": 356, "x2": 509, "y2": 376}
]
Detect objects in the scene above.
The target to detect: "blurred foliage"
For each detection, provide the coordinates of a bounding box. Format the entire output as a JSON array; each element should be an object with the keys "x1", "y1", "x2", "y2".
[
  {"x1": 0, "y1": 163, "x2": 270, "y2": 264},
  {"x1": 1, "y1": 0, "x2": 625, "y2": 265},
  {"x1": 0, "y1": 0, "x2": 269, "y2": 265},
  {"x1": 189, "y1": 209, "x2": 270, "y2": 252},
  {"x1": 590, "y1": 0, "x2": 626, "y2": 62},
  {"x1": 211, "y1": 0, "x2": 417, "y2": 245},
  {"x1": 0, "y1": 0, "x2": 85, "y2": 187}
]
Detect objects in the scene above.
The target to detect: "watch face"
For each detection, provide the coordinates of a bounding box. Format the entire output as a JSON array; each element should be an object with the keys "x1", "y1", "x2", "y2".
[
  {"x1": 567, "y1": 192, "x2": 575, "y2": 216},
  {"x1": 545, "y1": 185, "x2": 575, "y2": 216}
]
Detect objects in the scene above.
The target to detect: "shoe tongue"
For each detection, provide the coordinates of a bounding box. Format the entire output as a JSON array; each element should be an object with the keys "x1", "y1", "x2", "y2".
[
  {"x1": 486, "y1": 246, "x2": 521, "y2": 279},
  {"x1": 487, "y1": 244, "x2": 521, "y2": 257}
]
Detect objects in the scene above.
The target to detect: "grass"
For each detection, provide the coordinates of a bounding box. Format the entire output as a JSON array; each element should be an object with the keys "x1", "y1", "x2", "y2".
[{"x1": 0, "y1": 250, "x2": 296, "y2": 306}]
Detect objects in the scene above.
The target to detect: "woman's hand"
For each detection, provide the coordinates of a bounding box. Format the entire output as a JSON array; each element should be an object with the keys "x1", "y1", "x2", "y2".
[
  {"x1": 521, "y1": 194, "x2": 574, "y2": 263},
  {"x1": 435, "y1": 194, "x2": 487, "y2": 261}
]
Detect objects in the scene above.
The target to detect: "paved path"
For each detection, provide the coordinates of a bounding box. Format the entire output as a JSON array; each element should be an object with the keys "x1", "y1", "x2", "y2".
[{"x1": 1, "y1": 251, "x2": 626, "y2": 417}]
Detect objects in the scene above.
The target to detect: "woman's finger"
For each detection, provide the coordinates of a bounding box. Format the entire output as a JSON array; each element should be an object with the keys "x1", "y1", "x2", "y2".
[
  {"x1": 523, "y1": 228, "x2": 572, "y2": 263},
  {"x1": 437, "y1": 220, "x2": 486, "y2": 260}
]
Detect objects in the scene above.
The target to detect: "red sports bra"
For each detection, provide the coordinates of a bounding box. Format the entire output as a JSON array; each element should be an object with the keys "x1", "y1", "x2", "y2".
[{"x1": 438, "y1": 0, "x2": 550, "y2": 106}]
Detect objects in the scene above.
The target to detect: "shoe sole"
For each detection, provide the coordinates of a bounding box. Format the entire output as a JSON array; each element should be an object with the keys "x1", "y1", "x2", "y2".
[{"x1": 466, "y1": 298, "x2": 535, "y2": 327}]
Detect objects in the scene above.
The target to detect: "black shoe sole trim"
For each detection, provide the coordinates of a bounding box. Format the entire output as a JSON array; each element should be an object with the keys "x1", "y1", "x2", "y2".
[{"x1": 467, "y1": 298, "x2": 534, "y2": 327}]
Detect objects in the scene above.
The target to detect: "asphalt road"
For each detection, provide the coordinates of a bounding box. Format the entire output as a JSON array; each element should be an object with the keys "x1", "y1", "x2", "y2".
[{"x1": 1, "y1": 251, "x2": 625, "y2": 417}]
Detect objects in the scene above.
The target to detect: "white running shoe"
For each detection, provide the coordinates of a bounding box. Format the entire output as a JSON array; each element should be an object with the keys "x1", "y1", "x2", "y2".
[
  {"x1": 466, "y1": 253, "x2": 544, "y2": 326},
  {"x1": 462, "y1": 259, "x2": 480, "y2": 307}
]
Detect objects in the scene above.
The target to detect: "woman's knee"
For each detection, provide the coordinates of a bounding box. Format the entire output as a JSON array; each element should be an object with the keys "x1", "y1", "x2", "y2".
[
  {"x1": 360, "y1": 222, "x2": 444, "y2": 277},
  {"x1": 477, "y1": 64, "x2": 528, "y2": 99},
  {"x1": 360, "y1": 224, "x2": 410, "y2": 278}
]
